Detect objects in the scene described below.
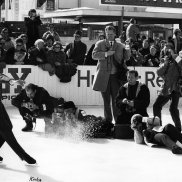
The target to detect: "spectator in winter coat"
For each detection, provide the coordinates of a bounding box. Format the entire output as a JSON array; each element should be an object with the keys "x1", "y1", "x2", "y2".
[
  {"x1": 46, "y1": 41, "x2": 66, "y2": 76},
  {"x1": 25, "y1": 9, "x2": 42, "y2": 49},
  {"x1": 173, "y1": 29, "x2": 182, "y2": 54},
  {"x1": 1, "y1": 28, "x2": 14, "y2": 51},
  {"x1": 126, "y1": 18, "x2": 140, "y2": 42},
  {"x1": 143, "y1": 45, "x2": 160, "y2": 67},
  {"x1": 42, "y1": 23, "x2": 61, "y2": 42},
  {"x1": 5, "y1": 38, "x2": 27, "y2": 65},
  {"x1": 64, "y1": 30, "x2": 87, "y2": 65},
  {"x1": 27, "y1": 39, "x2": 47, "y2": 65}
]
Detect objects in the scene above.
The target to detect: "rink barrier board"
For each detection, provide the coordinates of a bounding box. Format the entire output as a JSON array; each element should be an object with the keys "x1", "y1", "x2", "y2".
[{"x1": 1, "y1": 65, "x2": 173, "y2": 107}]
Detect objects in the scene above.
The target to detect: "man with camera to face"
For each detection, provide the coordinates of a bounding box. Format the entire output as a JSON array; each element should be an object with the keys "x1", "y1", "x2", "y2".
[
  {"x1": 153, "y1": 48, "x2": 182, "y2": 132},
  {"x1": 12, "y1": 83, "x2": 55, "y2": 132}
]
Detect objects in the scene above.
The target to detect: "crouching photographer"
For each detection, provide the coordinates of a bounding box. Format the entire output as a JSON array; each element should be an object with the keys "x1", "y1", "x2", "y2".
[{"x1": 12, "y1": 83, "x2": 56, "y2": 132}]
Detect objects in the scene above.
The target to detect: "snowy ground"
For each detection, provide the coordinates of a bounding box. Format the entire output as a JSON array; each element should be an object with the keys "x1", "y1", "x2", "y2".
[{"x1": 0, "y1": 106, "x2": 182, "y2": 182}]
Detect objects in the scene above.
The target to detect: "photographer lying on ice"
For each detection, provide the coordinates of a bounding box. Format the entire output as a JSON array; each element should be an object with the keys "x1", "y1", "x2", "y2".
[
  {"x1": 47, "y1": 101, "x2": 114, "y2": 138},
  {"x1": 131, "y1": 114, "x2": 182, "y2": 154}
]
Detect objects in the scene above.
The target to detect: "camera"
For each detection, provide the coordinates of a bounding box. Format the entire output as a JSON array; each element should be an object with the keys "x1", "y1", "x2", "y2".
[{"x1": 27, "y1": 102, "x2": 34, "y2": 109}]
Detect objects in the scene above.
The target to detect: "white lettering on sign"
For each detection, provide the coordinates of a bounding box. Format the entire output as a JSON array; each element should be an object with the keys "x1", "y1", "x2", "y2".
[{"x1": 105, "y1": 0, "x2": 116, "y2": 3}]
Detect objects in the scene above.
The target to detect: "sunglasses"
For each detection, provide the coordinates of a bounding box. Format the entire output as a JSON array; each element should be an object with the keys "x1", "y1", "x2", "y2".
[
  {"x1": 16, "y1": 44, "x2": 22, "y2": 47},
  {"x1": 54, "y1": 46, "x2": 61, "y2": 49}
]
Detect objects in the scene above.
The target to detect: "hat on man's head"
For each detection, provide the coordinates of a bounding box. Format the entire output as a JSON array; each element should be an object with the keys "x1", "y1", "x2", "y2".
[
  {"x1": 74, "y1": 30, "x2": 82, "y2": 37},
  {"x1": 63, "y1": 101, "x2": 76, "y2": 110}
]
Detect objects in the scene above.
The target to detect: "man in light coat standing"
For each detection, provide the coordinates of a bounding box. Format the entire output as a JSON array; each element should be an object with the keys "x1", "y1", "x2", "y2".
[{"x1": 92, "y1": 25, "x2": 129, "y2": 130}]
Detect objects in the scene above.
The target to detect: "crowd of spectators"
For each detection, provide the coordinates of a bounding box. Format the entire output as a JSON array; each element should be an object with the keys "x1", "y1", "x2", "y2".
[
  {"x1": 119, "y1": 19, "x2": 182, "y2": 68},
  {"x1": 0, "y1": 13, "x2": 182, "y2": 77},
  {"x1": 0, "y1": 9, "x2": 79, "y2": 82}
]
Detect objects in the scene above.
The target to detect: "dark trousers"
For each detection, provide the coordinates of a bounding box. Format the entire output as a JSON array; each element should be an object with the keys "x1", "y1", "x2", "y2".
[
  {"x1": 101, "y1": 74, "x2": 120, "y2": 123},
  {"x1": 0, "y1": 129, "x2": 32, "y2": 161},
  {"x1": 153, "y1": 91, "x2": 181, "y2": 131},
  {"x1": 18, "y1": 107, "x2": 51, "y2": 121},
  {"x1": 19, "y1": 107, "x2": 34, "y2": 120},
  {"x1": 154, "y1": 124, "x2": 182, "y2": 149}
]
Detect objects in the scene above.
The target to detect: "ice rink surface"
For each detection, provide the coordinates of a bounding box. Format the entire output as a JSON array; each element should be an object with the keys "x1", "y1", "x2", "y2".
[{"x1": 1, "y1": 106, "x2": 182, "y2": 182}]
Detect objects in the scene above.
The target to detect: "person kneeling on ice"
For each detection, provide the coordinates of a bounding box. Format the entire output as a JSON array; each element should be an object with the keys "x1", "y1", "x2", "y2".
[{"x1": 131, "y1": 114, "x2": 182, "y2": 154}]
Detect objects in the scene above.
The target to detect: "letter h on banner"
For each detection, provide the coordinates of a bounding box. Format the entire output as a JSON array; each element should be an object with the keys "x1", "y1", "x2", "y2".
[{"x1": 78, "y1": 70, "x2": 90, "y2": 87}]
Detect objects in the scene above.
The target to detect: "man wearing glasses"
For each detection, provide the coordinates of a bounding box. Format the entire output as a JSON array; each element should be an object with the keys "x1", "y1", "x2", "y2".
[
  {"x1": 64, "y1": 30, "x2": 87, "y2": 65},
  {"x1": 5, "y1": 38, "x2": 27, "y2": 65}
]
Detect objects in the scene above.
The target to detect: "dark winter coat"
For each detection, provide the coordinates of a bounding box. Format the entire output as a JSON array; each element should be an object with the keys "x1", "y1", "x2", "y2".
[
  {"x1": 64, "y1": 41, "x2": 87, "y2": 65},
  {"x1": 25, "y1": 16, "x2": 42, "y2": 49},
  {"x1": 115, "y1": 81, "x2": 150, "y2": 124},
  {"x1": 12, "y1": 86, "x2": 54, "y2": 116}
]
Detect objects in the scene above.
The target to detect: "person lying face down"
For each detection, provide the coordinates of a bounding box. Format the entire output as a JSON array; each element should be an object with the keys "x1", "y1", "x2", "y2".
[{"x1": 131, "y1": 114, "x2": 182, "y2": 154}]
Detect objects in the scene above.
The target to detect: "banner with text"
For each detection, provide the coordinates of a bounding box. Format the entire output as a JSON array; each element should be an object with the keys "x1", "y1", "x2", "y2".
[{"x1": 1, "y1": 65, "x2": 173, "y2": 107}]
